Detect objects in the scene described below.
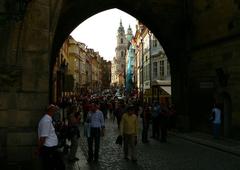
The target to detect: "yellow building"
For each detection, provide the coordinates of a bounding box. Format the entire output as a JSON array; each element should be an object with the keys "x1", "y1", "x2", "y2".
[
  {"x1": 53, "y1": 35, "x2": 110, "y2": 97},
  {"x1": 52, "y1": 37, "x2": 71, "y2": 102},
  {"x1": 78, "y1": 42, "x2": 87, "y2": 93},
  {"x1": 68, "y1": 36, "x2": 81, "y2": 93},
  {"x1": 91, "y1": 53, "x2": 98, "y2": 92}
]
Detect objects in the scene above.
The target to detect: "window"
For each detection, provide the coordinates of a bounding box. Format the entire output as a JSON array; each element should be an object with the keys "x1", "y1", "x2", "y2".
[
  {"x1": 153, "y1": 62, "x2": 158, "y2": 79},
  {"x1": 147, "y1": 65, "x2": 150, "y2": 80},
  {"x1": 144, "y1": 66, "x2": 146, "y2": 80},
  {"x1": 153, "y1": 38, "x2": 158, "y2": 47},
  {"x1": 121, "y1": 51, "x2": 124, "y2": 58},
  {"x1": 75, "y1": 60, "x2": 79, "y2": 68},
  {"x1": 167, "y1": 61, "x2": 170, "y2": 76},
  {"x1": 144, "y1": 65, "x2": 150, "y2": 81},
  {"x1": 74, "y1": 74, "x2": 77, "y2": 80},
  {"x1": 121, "y1": 38, "x2": 123, "y2": 44},
  {"x1": 160, "y1": 60, "x2": 164, "y2": 79},
  {"x1": 144, "y1": 54, "x2": 149, "y2": 62}
]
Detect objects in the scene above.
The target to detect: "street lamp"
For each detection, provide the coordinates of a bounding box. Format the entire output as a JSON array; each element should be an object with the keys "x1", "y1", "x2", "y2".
[
  {"x1": 148, "y1": 31, "x2": 152, "y2": 103},
  {"x1": 60, "y1": 61, "x2": 68, "y2": 96},
  {"x1": 60, "y1": 60, "x2": 68, "y2": 123},
  {"x1": 141, "y1": 37, "x2": 144, "y2": 105}
]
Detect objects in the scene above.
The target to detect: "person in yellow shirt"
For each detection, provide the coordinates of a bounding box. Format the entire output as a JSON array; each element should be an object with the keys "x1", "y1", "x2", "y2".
[{"x1": 120, "y1": 105, "x2": 138, "y2": 162}]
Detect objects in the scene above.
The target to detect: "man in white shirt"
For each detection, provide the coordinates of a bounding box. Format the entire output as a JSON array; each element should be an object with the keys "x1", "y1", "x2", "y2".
[
  {"x1": 38, "y1": 104, "x2": 65, "y2": 170},
  {"x1": 212, "y1": 104, "x2": 222, "y2": 139}
]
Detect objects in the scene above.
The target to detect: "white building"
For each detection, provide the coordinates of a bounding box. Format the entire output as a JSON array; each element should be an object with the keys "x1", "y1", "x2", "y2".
[
  {"x1": 134, "y1": 22, "x2": 171, "y2": 103},
  {"x1": 111, "y1": 20, "x2": 130, "y2": 87}
]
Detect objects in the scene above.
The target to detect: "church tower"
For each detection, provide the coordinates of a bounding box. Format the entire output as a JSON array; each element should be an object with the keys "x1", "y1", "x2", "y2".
[
  {"x1": 111, "y1": 19, "x2": 133, "y2": 87},
  {"x1": 126, "y1": 25, "x2": 133, "y2": 42},
  {"x1": 115, "y1": 19, "x2": 128, "y2": 75}
]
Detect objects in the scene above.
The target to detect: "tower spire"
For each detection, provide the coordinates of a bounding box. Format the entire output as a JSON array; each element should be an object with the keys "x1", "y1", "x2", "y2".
[{"x1": 118, "y1": 19, "x2": 125, "y2": 34}]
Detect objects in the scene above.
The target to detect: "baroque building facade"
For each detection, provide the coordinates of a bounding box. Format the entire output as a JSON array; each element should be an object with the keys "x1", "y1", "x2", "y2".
[
  {"x1": 134, "y1": 22, "x2": 171, "y2": 104},
  {"x1": 111, "y1": 20, "x2": 171, "y2": 103},
  {"x1": 52, "y1": 36, "x2": 111, "y2": 102},
  {"x1": 111, "y1": 20, "x2": 129, "y2": 87}
]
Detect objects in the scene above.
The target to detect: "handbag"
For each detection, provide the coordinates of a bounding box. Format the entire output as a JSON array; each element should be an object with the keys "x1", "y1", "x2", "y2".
[
  {"x1": 115, "y1": 135, "x2": 122, "y2": 145},
  {"x1": 209, "y1": 111, "x2": 215, "y2": 122}
]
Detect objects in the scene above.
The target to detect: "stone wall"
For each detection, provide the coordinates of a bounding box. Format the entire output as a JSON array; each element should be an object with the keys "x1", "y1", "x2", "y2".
[
  {"x1": 1, "y1": 0, "x2": 240, "y2": 168},
  {"x1": 189, "y1": 38, "x2": 240, "y2": 132},
  {"x1": 0, "y1": 0, "x2": 52, "y2": 168},
  {"x1": 187, "y1": 0, "x2": 240, "y2": 136},
  {"x1": 192, "y1": 0, "x2": 240, "y2": 46}
]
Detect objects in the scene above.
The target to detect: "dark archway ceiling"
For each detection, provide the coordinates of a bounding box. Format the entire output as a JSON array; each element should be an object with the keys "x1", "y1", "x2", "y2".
[{"x1": 52, "y1": 0, "x2": 185, "y2": 65}]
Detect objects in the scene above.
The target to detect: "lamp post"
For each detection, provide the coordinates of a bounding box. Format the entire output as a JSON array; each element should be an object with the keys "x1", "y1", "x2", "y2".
[
  {"x1": 60, "y1": 60, "x2": 68, "y2": 123},
  {"x1": 60, "y1": 62, "x2": 68, "y2": 97},
  {"x1": 141, "y1": 37, "x2": 144, "y2": 105},
  {"x1": 124, "y1": 50, "x2": 127, "y2": 93},
  {"x1": 148, "y1": 31, "x2": 152, "y2": 103}
]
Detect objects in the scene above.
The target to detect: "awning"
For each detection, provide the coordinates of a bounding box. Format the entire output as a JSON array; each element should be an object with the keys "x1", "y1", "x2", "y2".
[
  {"x1": 152, "y1": 80, "x2": 171, "y2": 86},
  {"x1": 160, "y1": 86, "x2": 171, "y2": 95}
]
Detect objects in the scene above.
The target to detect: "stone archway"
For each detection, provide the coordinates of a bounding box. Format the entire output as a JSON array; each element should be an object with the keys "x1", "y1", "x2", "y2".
[
  {"x1": 0, "y1": 1, "x2": 186, "y2": 168},
  {"x1": 51, "y1": 0, "x2": 187, "y2": 119},
  {"x1": 1, "y1": 0, "x2": 240, "y2": 169}
]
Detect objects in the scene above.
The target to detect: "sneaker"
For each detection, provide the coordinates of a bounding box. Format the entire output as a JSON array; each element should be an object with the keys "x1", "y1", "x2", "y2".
[
  {"x1": 87, "y1": 158, "x2": 93, "y2": 163},
  {"x1": 68, "y1": 158, "x2": 76, "y2": 163},
  {"x1": 160, "y1": 139, "x2": 167, "y2": 143},
  {"x1": 94, "y1": 159, "x2": 99, "y2": 163},
  {"x1": 142, "y1": 140, "x2": 149, "y2": 143},
  {"x1": 132, "y1": 159, "x2": 137, "y2": 162},
  {"x1": 73, "y1": 157, "x2": 79, "y2": 161}
]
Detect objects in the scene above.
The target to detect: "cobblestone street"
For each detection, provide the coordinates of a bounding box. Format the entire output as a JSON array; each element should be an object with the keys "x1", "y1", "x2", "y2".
[{"x1": 67, "y1": 119, "x2": 240, "y2": 170}]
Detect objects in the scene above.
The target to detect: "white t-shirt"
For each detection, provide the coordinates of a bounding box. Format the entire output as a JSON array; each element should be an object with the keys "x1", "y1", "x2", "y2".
[
  {"x1": 212, "y1": 107, "x2": 221, "y2": 124},
  {"x1": 38, "y1": 114, "x2": 58, "y2": 147}
]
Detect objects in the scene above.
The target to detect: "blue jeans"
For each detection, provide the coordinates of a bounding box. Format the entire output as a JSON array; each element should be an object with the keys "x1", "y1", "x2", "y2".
[{"x1": 213, "y1": 123, "x2": 220, "y2": 139}]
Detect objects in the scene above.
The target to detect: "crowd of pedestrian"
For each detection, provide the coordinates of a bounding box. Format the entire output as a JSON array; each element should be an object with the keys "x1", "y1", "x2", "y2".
[{"x1": 37, "y1": 90, "x2": 177, "y2": 169}]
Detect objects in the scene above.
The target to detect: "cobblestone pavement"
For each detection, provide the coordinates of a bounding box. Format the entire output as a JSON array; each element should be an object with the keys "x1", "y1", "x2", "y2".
[{"x1": 67, "y1": 119, "x2": 240, "y2": 170}]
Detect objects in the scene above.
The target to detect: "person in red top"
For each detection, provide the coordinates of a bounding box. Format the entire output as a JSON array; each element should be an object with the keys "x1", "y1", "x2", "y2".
[
  {"x1": 67, "y1": 106, "x2": 81, "y2": 162},
  {"x1": 83, "y1": 100, "x2": 90, "y2": 122}
]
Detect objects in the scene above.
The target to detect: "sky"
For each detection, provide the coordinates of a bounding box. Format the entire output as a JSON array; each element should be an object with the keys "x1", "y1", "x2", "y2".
[{"x1": 70, "y1": 8, "x2": 137, "y2": 61}]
